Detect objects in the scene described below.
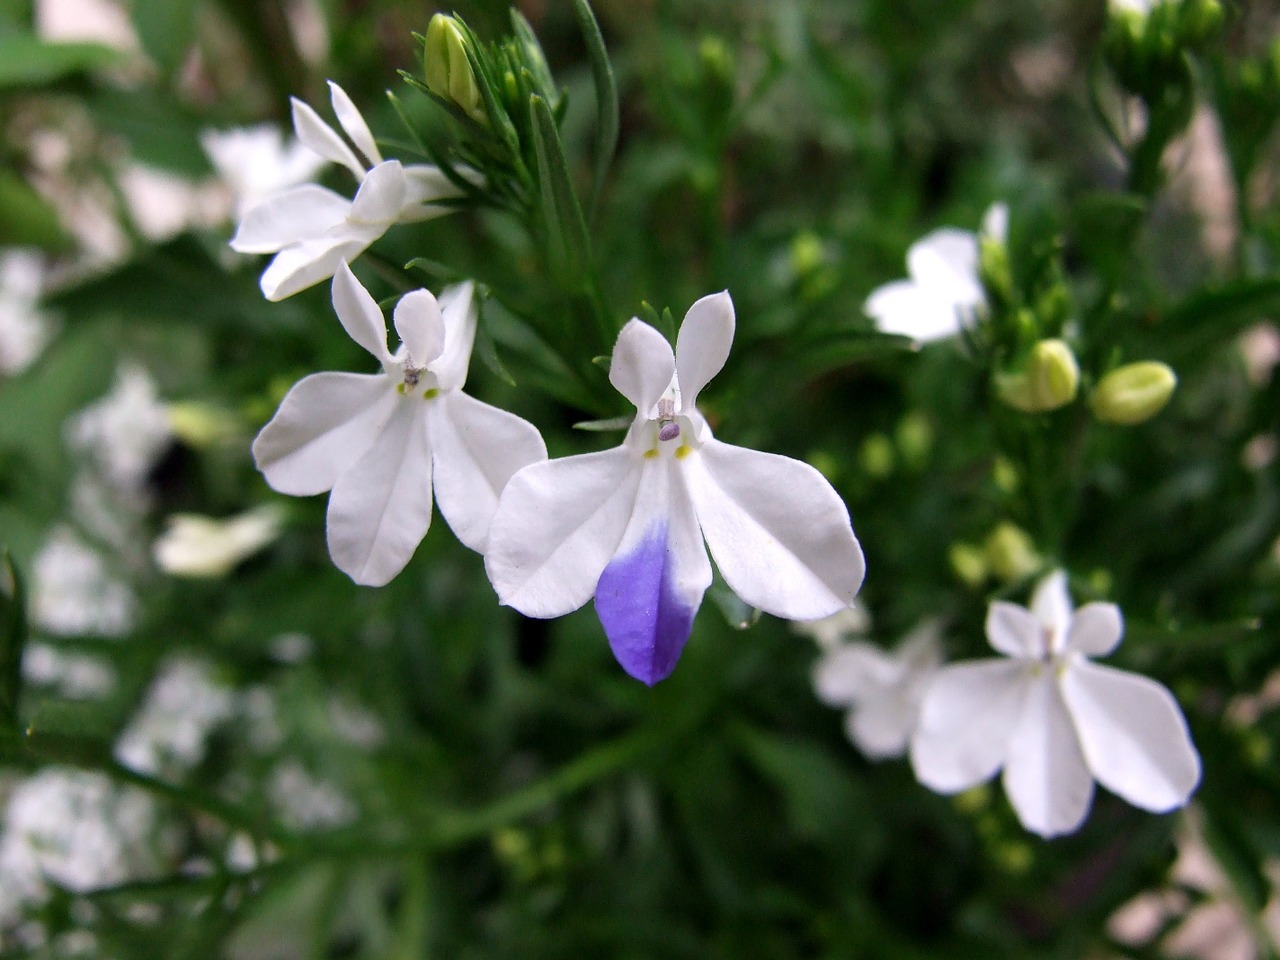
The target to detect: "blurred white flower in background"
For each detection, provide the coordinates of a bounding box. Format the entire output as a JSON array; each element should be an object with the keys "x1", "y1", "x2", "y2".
[
  {"x1": 153, "y1": 504, "x2": 284, "y2": 578},
  {"x1": 201, "y1": 125, "x2": 328, "y2": 217},
  {"x1": 791, "y1": 601, "x2": 872, "y2": 650},
  {"x1": 267, "y1": 760, "x2": 357, "y2": 831},
  {"x1": 115, "y1": 657, "x2": 238, "y2": 778},
  {"x1": 21, "y1": 643, "x2": 115, "y2": 699},
  {"x1": 30, "y1": 526, "x2": 135, "y2": 637},
  {"x1": 67, "y1": 362, "x2": 172, "y2": 498},
  {"x1": 0, "y1": 768, "x2": 175, "y2": 928},
  {"x1": 814, "y1": 618, "x2": 944, "y2": 760},
  {"x1": 0, "y1": 251, "x2": 53, "y2": 375},
  {"x1": 864, "y1": 203, "x2": 1007, "y2": 343}
]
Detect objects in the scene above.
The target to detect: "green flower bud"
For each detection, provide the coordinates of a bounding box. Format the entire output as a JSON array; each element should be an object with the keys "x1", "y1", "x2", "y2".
[
  {"x1": 895, "y1": 412, "x2": 933, "y2": 469},
  {"x1": 859, "y1": 433, "x2": 895, "y2": 480},
  {"x1": 985, "y1": 522, "x2": 1039, "y2": 584},
  {"x1": 1090, "y1": 361, "x2": 1177, "y2": 425},
  {"x1": 425, "y1": 14, "x2": 486, "y2": 124},
  {"x1": 996, "y1": 339, "x2": 1080, "y2": 413},
  {"x1": 949, "y1": 543, "x2": 988, "y2": 589},
  {"x1": 978, "y1": 234, "x2": 1013, "y2": 307}
]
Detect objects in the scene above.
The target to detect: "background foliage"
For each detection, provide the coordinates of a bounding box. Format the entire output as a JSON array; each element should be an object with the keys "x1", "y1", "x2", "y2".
[{"x1": 0, "y1": 0, "x2": 1279, "y2": 956}]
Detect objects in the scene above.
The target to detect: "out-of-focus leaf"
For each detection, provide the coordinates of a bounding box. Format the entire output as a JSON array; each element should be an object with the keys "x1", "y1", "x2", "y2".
[
  {"x1": 1201, "y1": 805, "x2": 1270, "y2": 913},
  {"x1": 1165, "y1": 276, "x2": 1280, "y2": 360},
  {"x1": 131, "y1": 0, "x2": 200, "y2": 73},
  {"x1": 530, "y1": 93, "x2": 591, "y2": 285},
  {"x1": 0, "y1": 550, "x2": 26, "y2": 728},
  {"x1": 782, "y1": 328, "x2": 917, "y2": 381},
  {"x1": 87, "y1": 86, "x2": 211, "y2": 175},
  {"x1": 0, "y1": 170, "x2": 70, "y2": 250},
  {"x1": 0, "y1": 33, "x2": 121, "y2": 87},
  {"x1": 570, "y1": 0, "x2": 618, "y2": 221}
]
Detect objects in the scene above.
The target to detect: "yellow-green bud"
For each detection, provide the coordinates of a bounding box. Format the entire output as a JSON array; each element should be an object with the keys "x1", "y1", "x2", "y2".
[
  {"x1": 789, "y1": 231, "x2": 825, "y2": 278},
  {"x1": 895, "y1": 412, "x2": 933, "y2": 469},
  {"x1": 985, "y1": 522, "x2": 1039, "y2": 584},
  {"x1": 949, "y1": 543, "x2": 988, "y2": 589},
  {"x1": 1090, "y1": 361, "x2": 1177, "y2": 425},
  {"x1": 425, "y1": 14, "x2": 486, "y2": 124},
  {"x1": 979, "y1": 235, "x2": 1013, "y2": 306},
  {"x1": 859, "y1": 433, "x2": 895, "y2": 480},
  {"x1": 168, "y1": 401, "x2": 241, "y2": 449},
  {"x1": 996, "y1": 339, "x2": 1080, "y2": 413}
]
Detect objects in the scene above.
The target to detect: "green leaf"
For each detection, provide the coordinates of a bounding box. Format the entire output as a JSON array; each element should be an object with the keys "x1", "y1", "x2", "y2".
[
  {"x1": 1164, "y1": 276, "x2": 1280, "y2": 361},
  {"x1": 529, "y1": 93, "x2": 591, "y2": 285},
  {"x1": 569, "y1": 0, "x2": 618, "y2": 221},
  {"x1": 131, "y1": 0, "x2": 200, "y2": 73},
  {"x1": 0, "y1": 170, "x2": 70, "y2": 250},
  {"x1": 0, "y1": 33, "x2": 121, "y2": 88},
  {"x1": 0, "y1": 550, "x2": 27, "y2": 728},
  {"x1": 782, "y1": 328, "x2": 917, "y2": 381}
]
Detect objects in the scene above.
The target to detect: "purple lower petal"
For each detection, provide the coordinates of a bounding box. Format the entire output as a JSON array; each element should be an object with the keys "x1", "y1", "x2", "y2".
[{"x1": 594, "y1": 522, "x2": 696, "y2": 685}]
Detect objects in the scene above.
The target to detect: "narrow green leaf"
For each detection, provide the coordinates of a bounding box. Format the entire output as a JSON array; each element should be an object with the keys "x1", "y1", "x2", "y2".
[
  {"x1": 473, "y1": 323, "x2": 518, "y2": 388},
  {"x1": 570, "y1": 0, "x2": 619, "y2": 221},
  {"x1": 573, "y1": 414, "x2": 631, "y2": 432},
  {"x1": 529, "y1": 93, "x2": 591, "y2": 282},
  {"x1": 0, "y1": 550, "x2": 27, "y2": 728},
  {"x1": 0, "y1": 33, "x2": 121, "y2": 88}
]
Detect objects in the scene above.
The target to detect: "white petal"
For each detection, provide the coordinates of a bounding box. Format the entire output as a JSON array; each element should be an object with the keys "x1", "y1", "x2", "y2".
[
  {"x1": 1031, "y1": 569, "x2": 1074, "y2": 639},
  {"x1": 848, "y1": 691, "x2": 918, "y2": 760},
  {"x1": 326, "y1": 400, "x2": 433, "y2": 586},
  {"x1": 430, "y1": 392, "x2": 547, "y2": 553},
  {"x1": 332, "y1": 262, "x2": 392, "y2": 365},
  {"x1": 595, "y1": 458, "x2": 712, "y2": 684},
  {"x1": 252, "y1": 372, "x2": 396, "y2": 496},
  {"x1": 986, "y1": 600, "x2": 1045, "y2": 659},
  {"x1": 1060, "y1": 660, "x2": 1201, "y2": 812},
  {"x1": 328, "y1": 80, "x2": 382, "y2": 167},
  {"x1": 400, "y1": 164, "x2": 469, "y2": 217},
  {"x1": 907, "y1": 227, "x2": 983, "y2": 307},
  {"x1": 291, "y1": 96, "x2": 365, "y2": 180},
  {"x1": 229, "y1": 185, "x2": 350, "y2": 254},
  {"x1": 1002, "y1": 672, "x2": 1095, "y2": 838},
  {"x1": 863, "y1": 280, "x2": 966, "y2": 342},
  {"x1": 485, "y1": 448, "x2": 640, "y2": 617},
  {"x1": 1065, "y1": 603, "x2": 1124, "y2": 657},
  {"x1": 348, "y1": 160, "x2": 409, "y2": 227},
  {"x1": 910, "y1": 659, "x2": 1028, "y2": 794},
  {"x1": 260, "y1": 233, "x2": 373, "y2": 301},
  {"x1": 429, "y1": 280, "x2": 478, "y2": 392},
  {"x1": 393, "y1": 290, "x2": 445, "y2": 368},
  {"x1": 685, "y1": 440, "x2": 864, "y2": 619},
  {"x1": 813, "y1": 642, "x2": 903, "y2": 707},
  {"x1": 675, "y1": 291, "x2": 734, "y2": 411},
  {"x1": 609, "y1": 319, "x2": 675, "y2": 415}
]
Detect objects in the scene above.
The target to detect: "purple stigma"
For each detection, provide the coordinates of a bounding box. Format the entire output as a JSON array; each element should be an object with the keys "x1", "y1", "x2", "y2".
[
  {"x1": 594, "y1": 523, "x2": 696, "y2": 685},
  {"x1": 658, "y1": 421, "x2": 680, "y2": 442}
]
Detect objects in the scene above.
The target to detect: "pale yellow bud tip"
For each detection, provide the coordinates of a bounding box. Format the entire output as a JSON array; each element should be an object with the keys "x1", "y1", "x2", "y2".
[
  {"x1": 1090, "y1": 361, "x2": 1177, "y2": 425},
  {"x1": 996, "y1": 339, "x2": 1080, "y2": 414},
  {"x1": 425, "y1": 14, "x2": 486, "y2": 124}
]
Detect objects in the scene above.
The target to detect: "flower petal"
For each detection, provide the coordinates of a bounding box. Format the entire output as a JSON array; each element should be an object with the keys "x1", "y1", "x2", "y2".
[
  {"x1": 686, "y1": 440, "x2": 864, "y2": 619},
  {"x1": 332, "y1": 262, "x2": 392, "y2": 366},
  {"x1": 986, "y1": 600, "x2": 1044, "y2": 659},
  {"x1": 1065, "y1": 602, "x2": 1124, "y2": 657},
  {"x1": 430, "y1": 392, "x2": 547, "y2": 553},
  {"x1": 252, "y1": 372, "x2": 395, "y2": 496},
  {"x1": 907, "y1": 227, "x2": 983, "y2": 307},
  {"x1": 349, "y1": 160, "x2": 408, "y2": 226},
  {"x1": 1002, "y1": 672, "x2": 1095, "y2": 837},
  {"x1": 595, "y1": 459, "x2": 711, "y2": 685},
  {"x1": 910, "y1": 659, "x2": 1028, "y2": 794},
  {"x1": 399, "y1": 164, "x2": 471, "y2": 220},
  {"x1": 1031, "y1": 569, "x2": 1074, "y2": 638},
  {"x1": 485, "y1": 448, "x2": 640, "y2": 618},
  {"x1": 1060, "y1": 660, "x2": 1201, "y2": 813},
  {"x1": 863, "y1": 280, "x2": 966, "y2": 342},
  {"x1": 982, "y1": 202, "x2": 1009, "y2": 243},
  {"x1": 393, "y1": 290, "x2": 445, "y2": 368},
  {"x1": 291, "y1": 96, "x2": 364, "y2": 180},
  {"x1": 675, "y1": 291, "x2": 734, "y2": 411},
  {"x1": 260, "y1": 234, "x2": 373, "y2": 301},
  {"x1": 813, "y1": 642, "x2": 902, "y2": 706},
  {"x1": 326, "y1": 400, "x2": 433, "y2": 586},
  {"x1": 429, "y1": 280, "x2": 478, "y2": 392},
  {"x1": 848, "y1": 691, "x2": 918, "y2": 760},
  {"x1": 609, "y1": 319, "x2": 675, "y2": 416},
  {"x1": 327, "y1": 80, "x2": 382, "y2": 168},
  {"x1": 229, "y1": 185, "x2": 350, "y2": 254}
]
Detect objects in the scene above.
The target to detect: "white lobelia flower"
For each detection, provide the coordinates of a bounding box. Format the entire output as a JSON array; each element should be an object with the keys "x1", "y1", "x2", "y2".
[
  {"x1": 229, "y1": 81, "x2": 466, "y2": 301},
  {"x1": 485, "y1": 292, "x2": 866, "y2": 686},
  {"x1": 153, "y1": 504, "x2": 284, "y2": 577},
  {"x1": 200, "y1": 124, "x2": 328, "y2": 217},
  {"x1": 0, "y1": 250, "x2": 52, "y2": 375},
  {"x1": 864, "y1": 203, "x2": 1008, "y2": 343},
  {"x1": 814, "y1": 618, "x2": 944, "y2": 760},
  {"x1": 252, "y1": 262, "x2": 546, "y2": 586},
  {"x1": 910, "y1": 570, "x2": 1201, "y2": 838}
]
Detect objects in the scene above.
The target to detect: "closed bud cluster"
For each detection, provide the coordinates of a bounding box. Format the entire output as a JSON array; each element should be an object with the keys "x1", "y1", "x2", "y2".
[
  {"x1": 978, "y1": 234, "x2": 1013, "y2": 309},
  {"x1": 1104, "y1": 0, "x2": 1222, "y2": 97},
  {"x1": 984, "y1": 522, "x2": 1039, "y2": 584},
  {"x1": 996, "y1": 339, "x2": 1080, "y2": 414},
  {"x1": 425, "y1": 14, "x2": 487, "y2": 125},
  {"x1": 1090, "y1": 361, "x2": 1177, "y2": 425}
]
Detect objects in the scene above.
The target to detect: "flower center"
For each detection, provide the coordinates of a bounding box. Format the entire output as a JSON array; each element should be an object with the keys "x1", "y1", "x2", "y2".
[{"x1": 656, "y1": 398, "x2": 680, "y2": 441}]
